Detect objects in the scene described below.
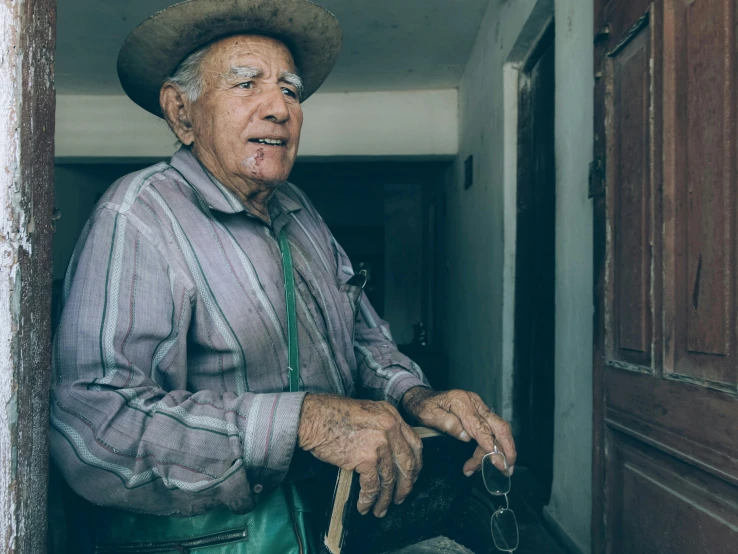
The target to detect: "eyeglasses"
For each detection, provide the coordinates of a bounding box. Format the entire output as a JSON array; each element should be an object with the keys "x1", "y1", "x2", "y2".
[{"x1": 482, "y1": 443, "x2": 519, "y2": 552}]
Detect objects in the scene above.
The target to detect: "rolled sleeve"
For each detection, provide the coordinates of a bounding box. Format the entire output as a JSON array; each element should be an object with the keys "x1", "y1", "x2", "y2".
[
  {"x1": 353, "y1": 321, "x2": 432, "y2": 406},
  {"x1": 241, "y1": 391, "x2": 307, "y2": 490}
]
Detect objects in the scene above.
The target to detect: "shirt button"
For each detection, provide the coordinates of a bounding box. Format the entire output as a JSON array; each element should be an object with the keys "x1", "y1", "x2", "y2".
[{"x1": 253, "y1": 484, "x2": 263, "y2": 494}]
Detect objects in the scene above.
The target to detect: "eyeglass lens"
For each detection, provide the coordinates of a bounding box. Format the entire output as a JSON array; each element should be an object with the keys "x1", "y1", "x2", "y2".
[
  {"x1": 491, "y1": 507, "x2": 519, "y2": 552},
  {"x1": 482, "y1": 452, "x2": 511, "y2": 496}
]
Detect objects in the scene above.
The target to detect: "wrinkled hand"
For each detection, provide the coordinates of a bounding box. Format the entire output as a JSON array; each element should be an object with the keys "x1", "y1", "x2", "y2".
[
  {"x1": 402, "y1": 388, "x2": 516, "y2": 477},
  {"x1": 298, "y1": 394, "x2": 423, "y2": 518}
]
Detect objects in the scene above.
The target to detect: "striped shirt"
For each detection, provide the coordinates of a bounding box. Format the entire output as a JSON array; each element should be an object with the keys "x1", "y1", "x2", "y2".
[{"x1": 50, "y1": 147, "x2": 430, "y2": 516}]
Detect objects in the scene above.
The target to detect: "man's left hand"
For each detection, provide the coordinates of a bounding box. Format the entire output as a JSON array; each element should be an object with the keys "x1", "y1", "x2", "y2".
[{"x1": 401, "y1": 387, "x2": 516, "y2": 477}]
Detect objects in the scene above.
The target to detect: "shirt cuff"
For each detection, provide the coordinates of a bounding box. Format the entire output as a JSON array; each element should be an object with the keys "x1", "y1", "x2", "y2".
[
  {"x1": 384, "y1": 371, "x2": 432, "y2": 408},
  {"x1": 242, "y1": 391, "x2": 307, "y2": 493}
]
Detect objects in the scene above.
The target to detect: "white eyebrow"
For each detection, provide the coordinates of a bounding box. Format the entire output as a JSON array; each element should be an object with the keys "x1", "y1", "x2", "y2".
[
  {"x1": 227, "y1": 65, "x2": 262, "y2": 79},
  {"x1": 280, "y1": 71, "x2": 304, "y2": 100}
]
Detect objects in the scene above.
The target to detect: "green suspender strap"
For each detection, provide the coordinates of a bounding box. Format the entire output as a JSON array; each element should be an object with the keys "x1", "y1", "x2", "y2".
[{"x1": 279, "y1": 227, "x2": 301, "y2": 393}]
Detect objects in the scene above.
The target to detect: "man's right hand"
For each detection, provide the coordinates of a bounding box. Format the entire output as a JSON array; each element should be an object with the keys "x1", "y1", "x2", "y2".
[{"x1": 297, "y1": 394, "x2": 423, "y2": 518}]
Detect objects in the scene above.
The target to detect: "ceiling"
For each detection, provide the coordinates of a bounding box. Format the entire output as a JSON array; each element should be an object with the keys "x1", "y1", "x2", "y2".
[{"x1": 56, "y1": 0, "x2": 490, "y2": 95}]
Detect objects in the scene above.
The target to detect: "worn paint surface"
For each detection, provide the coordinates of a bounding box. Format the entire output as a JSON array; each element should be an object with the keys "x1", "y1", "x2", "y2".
[{"x1": 0, "y1": 0, "x2": 56, "y2": 552}]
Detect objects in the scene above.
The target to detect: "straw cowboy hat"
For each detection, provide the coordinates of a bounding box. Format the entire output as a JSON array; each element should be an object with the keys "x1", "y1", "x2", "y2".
[{"x1": 117, "y1": 0, "x2": 342, "y2": 117}]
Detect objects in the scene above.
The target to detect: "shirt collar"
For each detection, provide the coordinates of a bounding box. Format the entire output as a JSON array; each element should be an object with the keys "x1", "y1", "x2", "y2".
[{"x1": 169, "y1": 146, "x2": 302, "y2": 217}]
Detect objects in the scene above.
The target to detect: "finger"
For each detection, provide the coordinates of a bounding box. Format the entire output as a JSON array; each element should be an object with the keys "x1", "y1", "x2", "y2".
[
  {"x1": 451, "y1": 408, "x2": 512, "y2": 476},
  {"x1": 456, "y1": 405, "x2": 497, "y2": 454},
  {"x1": 463, "y1": 445, "x2": 487, "y2": 476},
  {"x1": 488, "y1": 415, "x2": 516, "y2": 468},
  {"x1": 390, "y1": 427, "x2": 420, "y2": 504},
  {"x1": 357, "y1": 469, "x2": 381, "y2": 515},
  {"x1": 433, "y1": 410, "x2": 471, "y2": 442},
  {"x1": 397, "y1": 422, "x2": 423, "y2": 479},
  {"x1": 374, "y1": 445, "x2": 397, "y2": 518},
  {"x1": 466, "y1": 395, "x2": 517, "y2": 466}
]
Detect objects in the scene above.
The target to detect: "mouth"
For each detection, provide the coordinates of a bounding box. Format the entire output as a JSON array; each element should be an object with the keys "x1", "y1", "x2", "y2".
[{"x1": 248, "y1": 137, "x2": 287, "y2": 148}]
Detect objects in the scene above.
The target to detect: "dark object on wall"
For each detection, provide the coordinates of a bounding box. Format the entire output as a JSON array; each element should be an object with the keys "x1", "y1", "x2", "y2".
[
  {"x1": 321, "y1": 428, "x2": 476, "y2": 554},
  {"x1": 464, "y1": 156, "x2": 474, "y2": 189}
]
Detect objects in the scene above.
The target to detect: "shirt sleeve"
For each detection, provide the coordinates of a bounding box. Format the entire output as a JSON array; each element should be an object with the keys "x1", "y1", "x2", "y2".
[
  {"x1": 50, "y1": 207, "x2": 305, "y2": 516},
  {"x1": 329, "y1": 234, "x2": 432, "y2": 407}
]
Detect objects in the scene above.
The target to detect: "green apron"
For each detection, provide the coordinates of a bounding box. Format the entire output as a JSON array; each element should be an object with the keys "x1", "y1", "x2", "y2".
[{"x1": 87, "y1": 228, "x2": 319, "y2": 554}]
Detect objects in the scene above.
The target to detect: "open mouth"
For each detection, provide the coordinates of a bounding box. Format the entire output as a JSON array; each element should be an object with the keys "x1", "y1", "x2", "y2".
[{"x1": 249, "y1": 138, "x2": 287, "y2": 147}]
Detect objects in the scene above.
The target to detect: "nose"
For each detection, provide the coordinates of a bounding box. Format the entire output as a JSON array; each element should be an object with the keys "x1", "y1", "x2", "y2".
[{"x1": 258, "y1": 86, "x2": 290, "y2": 124}]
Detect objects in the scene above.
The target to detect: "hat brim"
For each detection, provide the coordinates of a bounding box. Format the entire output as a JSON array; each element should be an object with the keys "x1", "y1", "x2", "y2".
[{"x1": 117, "y1": 0, "x2": 342, "y2": 117}]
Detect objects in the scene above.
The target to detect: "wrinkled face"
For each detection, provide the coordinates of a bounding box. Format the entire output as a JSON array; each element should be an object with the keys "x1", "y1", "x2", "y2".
[{"x1": 168, "y1": 35, "x2": 304, "y2": 190}]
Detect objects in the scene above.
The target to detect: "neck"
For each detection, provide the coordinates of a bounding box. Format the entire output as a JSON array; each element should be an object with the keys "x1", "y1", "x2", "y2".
[
  {"x1": 227, "y1": 181, "x2": 276, "y2": 224},
  {"x1": 192, "y1": 146, "x2": 278, "y2": 225}
]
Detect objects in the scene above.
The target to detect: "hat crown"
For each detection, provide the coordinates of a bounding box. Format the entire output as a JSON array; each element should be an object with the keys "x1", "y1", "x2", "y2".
[{"x1": 118, "y1": 0, "x2": 342, "y2": 116}]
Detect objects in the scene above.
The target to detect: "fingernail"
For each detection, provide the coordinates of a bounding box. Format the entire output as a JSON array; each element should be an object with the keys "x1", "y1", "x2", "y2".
[
  {"x1": 465, "y1": 470, "x2": 474, "y2": 477},
  {"x1": 379, "y1": 510, "x2": 387, "y2": 518},
  {"x1": 397, "y1": 498, "x2": 405, "y2": 505},
  {"x1": 508, "y1": 465, "x2": 515, "y2": 477},
  {"x1": 459, "y1": 431, "x2": 471, "y2": 442}
]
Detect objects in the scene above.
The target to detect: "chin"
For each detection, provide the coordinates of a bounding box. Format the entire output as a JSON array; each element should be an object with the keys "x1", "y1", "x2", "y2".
[{"x1": 241, "y1": 156, "x2": 293, "y2": 184}]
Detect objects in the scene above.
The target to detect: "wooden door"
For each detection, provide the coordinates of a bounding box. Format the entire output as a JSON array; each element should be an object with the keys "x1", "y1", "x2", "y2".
[{"x1": 593, "y1": 1, "x2": 738, "y2": 552}]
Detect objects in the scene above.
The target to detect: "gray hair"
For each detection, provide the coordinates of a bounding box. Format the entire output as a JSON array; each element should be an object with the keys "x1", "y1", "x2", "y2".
[{"x1": 164, "y1": 44, "x2": 213, "y2": 103}]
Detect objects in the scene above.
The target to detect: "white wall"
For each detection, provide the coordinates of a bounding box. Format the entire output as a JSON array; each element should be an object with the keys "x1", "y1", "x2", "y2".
[
  {"x1": 55, "y1": 90, "x2": 459, "y2": 159},
  {"x1": 544, "y1": 1, "x2": 594, "y2": 552},
  {"x1": 439, "y1": 0, "x2": 537, "y2": 421}
]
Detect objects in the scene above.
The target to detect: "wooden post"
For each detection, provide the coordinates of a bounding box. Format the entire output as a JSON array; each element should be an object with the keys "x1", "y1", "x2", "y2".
[{"x1": 0, "y1": 0, "x2": 56, "y2": 552}]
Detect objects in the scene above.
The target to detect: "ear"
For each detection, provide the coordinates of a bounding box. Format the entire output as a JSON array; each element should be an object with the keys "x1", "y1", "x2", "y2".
[{"x1": 160, "y1": 83, "x2": 195, "y2": 146}]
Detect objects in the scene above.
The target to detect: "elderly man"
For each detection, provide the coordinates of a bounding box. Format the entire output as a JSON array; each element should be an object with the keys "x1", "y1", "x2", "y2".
[{"x1": 51, "y1": 0, "x2": 515, "y2": 551}]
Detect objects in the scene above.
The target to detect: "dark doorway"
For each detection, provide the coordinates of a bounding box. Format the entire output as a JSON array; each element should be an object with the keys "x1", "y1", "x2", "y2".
[{"x1": 513, "y1": 23, "x2": 556, "y2": 502}]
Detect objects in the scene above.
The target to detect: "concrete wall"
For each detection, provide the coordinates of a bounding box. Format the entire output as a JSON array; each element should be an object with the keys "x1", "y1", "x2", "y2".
[
  {"x1": 56, "y1": 90, "x2": 459, "y2": 159},
  {"x1": 438, "y1": 0, "x2": 537, "y2": 420},
  {"x1": 543, "y1": 1, "x2": 594, "y2": 552}
]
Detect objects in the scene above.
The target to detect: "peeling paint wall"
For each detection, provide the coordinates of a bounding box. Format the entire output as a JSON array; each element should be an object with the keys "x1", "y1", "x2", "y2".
[{"x1": 0, "y1": 0, "x2": 56, "y2": 552}]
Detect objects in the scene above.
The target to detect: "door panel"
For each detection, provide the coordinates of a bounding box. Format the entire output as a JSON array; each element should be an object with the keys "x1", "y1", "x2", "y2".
[
  {"x1": 612, "y1": 434, "x2": 738, "y2": 554},
  {"x1": 662, "y1": 0, "x2": 738, "y2": 385},
  {"x1": 606, "y1": 369, "x2": 738, "y2": 485},
  {"x1": 594, "y1": 1, "x2": 738, "y2": 552},
  {"x1": 607, "y1": 11, "x2": 653, "y2": 369}
]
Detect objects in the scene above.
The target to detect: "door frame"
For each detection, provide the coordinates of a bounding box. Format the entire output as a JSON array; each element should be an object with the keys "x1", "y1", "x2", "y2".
[
  {"x1": 591, "y1": 0, "x2": 607, "y2": 551},
  {"x1": 512, "y1": 21, "x2": 556, "y2": 499},
  {"x1": 500, "y1": 0, "x2": 554, "y2": 427},
  {"x1": 0, "y1": 0, "x2": 57, "y2": 552}
]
